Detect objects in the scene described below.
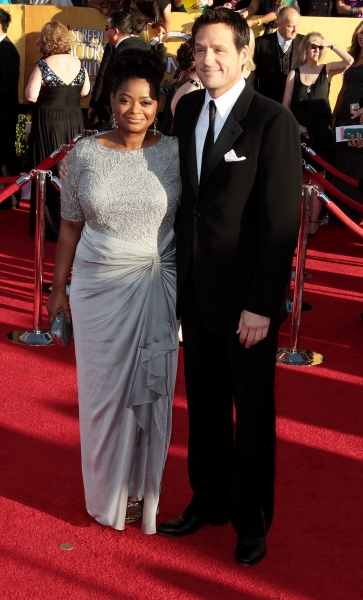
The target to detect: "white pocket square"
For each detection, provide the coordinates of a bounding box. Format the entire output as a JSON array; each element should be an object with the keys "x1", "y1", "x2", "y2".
[{"x1": 224, "y1": 150, "x2": 247, "y2": 162}]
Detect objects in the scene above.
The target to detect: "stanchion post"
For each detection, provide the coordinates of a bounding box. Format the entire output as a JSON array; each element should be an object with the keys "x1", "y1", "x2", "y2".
[
  {"x1": 276, "y1": 185, "x2": 324, "y2": 367},
  {"x1": 33, "y1": 170, "x2": 46, "y2": 333},
  {"x1": 7, "y1": 170, "x2": 54, "y2": 346}
]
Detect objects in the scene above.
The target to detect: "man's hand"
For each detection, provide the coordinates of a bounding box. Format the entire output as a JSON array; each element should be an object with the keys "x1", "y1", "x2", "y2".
[
  {"x1": 236, "y1": 310, "x2": 271, "y2": 348},
  {"x1": 59, "y1": 155, "x2": 69, "y2": 182}
]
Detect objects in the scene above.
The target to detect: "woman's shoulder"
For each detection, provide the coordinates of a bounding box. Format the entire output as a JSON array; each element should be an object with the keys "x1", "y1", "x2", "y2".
[
  {"x1": 158, "y1": 134, "x2": 179, "y2": 155},
  {"x1": 69, "y1": 136, "x2": 95, "y2": 161}
]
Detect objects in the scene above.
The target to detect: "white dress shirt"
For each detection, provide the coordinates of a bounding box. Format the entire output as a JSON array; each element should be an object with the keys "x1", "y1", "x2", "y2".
[
  {"x1": 195, "y1": 76, "x2": 245, "y2": 182},
  {"x1": 0, "y1": 33, "x2": 6, "y2": 44},
  {"x1": 277, "y1": 30, "x2": 292, "y2": 53}
]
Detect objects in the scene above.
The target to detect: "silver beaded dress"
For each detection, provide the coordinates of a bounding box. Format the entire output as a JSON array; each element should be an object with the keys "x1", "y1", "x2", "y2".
[{"x1": 61, "y1": 134, "x2": 181, "y2": 534}]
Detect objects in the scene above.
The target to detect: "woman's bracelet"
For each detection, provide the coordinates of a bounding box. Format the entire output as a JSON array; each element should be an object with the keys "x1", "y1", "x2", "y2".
[
  {"x1": 257, "y1": 17, "x2": 262, "y2": 26},
  {"x1": 350, "y1": 5, "x2": 359, "y2": 14}
]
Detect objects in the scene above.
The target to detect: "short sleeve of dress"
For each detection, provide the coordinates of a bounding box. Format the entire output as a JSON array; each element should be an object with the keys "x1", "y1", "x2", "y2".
[{"x1": 61, "y1": 143, "x2": 86, "y2": 222}]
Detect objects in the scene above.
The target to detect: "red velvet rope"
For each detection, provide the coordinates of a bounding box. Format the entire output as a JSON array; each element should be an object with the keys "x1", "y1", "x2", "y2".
[
  {"x1": 309, "y1": 170, "x2": 363, "y2": 214},
  {"x1": 303, "y1": 145, "x2": 359, "y2": 188},
  {"x1": 0, "y1": 176, "x2": 19, "y2": 184},
  {"x1": 0, "y1": 144, "x2": 70, "y2": 205},
  {"x1": 320, "y1": 197, "x2": 363, "y2": 238},
  {"x1": 0, "y1": 182, "x2": 23, "y2": 203}
]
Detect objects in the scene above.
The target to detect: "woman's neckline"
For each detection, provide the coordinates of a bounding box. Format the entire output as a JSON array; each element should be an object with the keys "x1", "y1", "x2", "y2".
[
  {"x1": 299, "y1": 64, "x2": 324, "y2": 87},
  {"x1": 93, "y1": 133, "x2": 164, "y2": 153}
]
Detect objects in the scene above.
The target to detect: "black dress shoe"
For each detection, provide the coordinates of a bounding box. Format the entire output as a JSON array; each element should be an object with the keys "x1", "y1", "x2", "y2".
[
  {"x1": 234, "y1": 537, "x2": 266, "y2": 566},
  {"x1": 157, "y1": 511, "x2": 228, "y2": 537}
]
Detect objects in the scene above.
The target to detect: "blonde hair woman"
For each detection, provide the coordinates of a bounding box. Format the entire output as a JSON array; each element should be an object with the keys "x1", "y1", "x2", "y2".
[
  {"x1": 25, "y1": 22, "x2": 90, "y2": 239},
  {"x1": 283, "y1": 32, "x2": 353, "y2": 236}
]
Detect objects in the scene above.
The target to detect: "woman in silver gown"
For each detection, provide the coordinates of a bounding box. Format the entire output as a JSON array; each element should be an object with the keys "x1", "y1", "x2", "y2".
[{"x1": 47, "y1": 51, "x2": 181, "y2": 534}]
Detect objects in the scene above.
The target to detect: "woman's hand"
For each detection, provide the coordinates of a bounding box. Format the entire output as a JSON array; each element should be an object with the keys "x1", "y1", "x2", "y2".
[
  {"x1": 299, "y1": 125, "x2": 309, "y2": 138},
  {"x1": 348, "y1": 133, "x2": 363, "y2": 148},
  {"x1": 321, "y1": 38, "x2": 333, "y2": 48},
  {"x1": 47, "y1": 290, "x2": 71, "y2": 327},
  {"x1": 352, "y1": 107, "x2": 363, "y2": 123}
]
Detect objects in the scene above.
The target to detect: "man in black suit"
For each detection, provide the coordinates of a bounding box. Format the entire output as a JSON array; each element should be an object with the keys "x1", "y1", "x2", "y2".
[
  {"x1": 254, "y1": 6, "x2": 304, "y2": 103},
  {"x1": 157, "y1": 9, "x2": 302, "y2": 566},
  {"x1": 92, "y1": 9, "x2": 165, "y2": 130},
  {"x1": 0, "y1": 9, "x2": 20, "y2": 210}
]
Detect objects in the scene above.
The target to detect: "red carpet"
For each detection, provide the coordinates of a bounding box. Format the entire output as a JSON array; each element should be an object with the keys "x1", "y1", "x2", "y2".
[{"x1": 0, "y1": 206, "x2": 362, "y2": 599}]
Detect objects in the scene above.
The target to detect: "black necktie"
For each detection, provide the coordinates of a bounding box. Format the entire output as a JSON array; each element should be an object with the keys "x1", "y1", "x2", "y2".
[{"x1": 201, "y1": 100, "x2": 216, "y2": 182}]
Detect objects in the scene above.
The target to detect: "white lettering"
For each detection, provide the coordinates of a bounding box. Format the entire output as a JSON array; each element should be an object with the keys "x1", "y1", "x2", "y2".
[
  {"x1": 167, "y1": 56, "x2": 178, "y2": 73},
  {"x1": 85, "y1": 45, "x2": 94, "y2": 60},
  {"x1": 94, "y1": 45, "x2": 102, "y2": 61}
]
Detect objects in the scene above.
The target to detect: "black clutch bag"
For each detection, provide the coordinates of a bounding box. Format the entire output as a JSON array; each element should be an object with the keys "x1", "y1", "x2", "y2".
[{"x1": 50, "y1": 311, "x2": 73, "y2": 349}]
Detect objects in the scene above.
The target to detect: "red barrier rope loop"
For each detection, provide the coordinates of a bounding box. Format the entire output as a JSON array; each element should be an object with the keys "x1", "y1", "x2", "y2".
[
  {"x1": 301, "y1": 144, "x2": 359, "y2": 188},
  {"x1": 46, "y1": 170, "x2": 63, "y2": 191},
  {"x1": 0, "y1": 142, "x2": 69, "y2": 204},
  {"x1": 304, "y1": 163, "x2": 363, "y2": 213},
  {"x1": 312, "y1": 186, "x2": 363, "y2": 239}
]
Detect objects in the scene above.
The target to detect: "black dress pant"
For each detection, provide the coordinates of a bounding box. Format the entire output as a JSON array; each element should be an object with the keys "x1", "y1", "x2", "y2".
[{"x1": 180, "y1": 278, "x2": 279, "y2": 538}]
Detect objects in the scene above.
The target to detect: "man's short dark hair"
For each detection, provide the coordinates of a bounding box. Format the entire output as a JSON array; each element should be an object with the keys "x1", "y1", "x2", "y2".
[
  {"x1": 191, "y1": 8, "x2": 249, "y2": 53},
  {"x1": 129, "y1": 8, "x2": 146, "y2": 35},
  {"x1": 0, "y1": 8, "x2": 11, "y2": 34},
  {"x1": 109, "y1": 10, "x2": 133, "y2": 35}
]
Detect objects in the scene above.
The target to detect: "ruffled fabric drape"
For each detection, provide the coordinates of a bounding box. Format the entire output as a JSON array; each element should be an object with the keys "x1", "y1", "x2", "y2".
[{"x1": 70, "y1": 224, "x2": 178, "y2": 534}]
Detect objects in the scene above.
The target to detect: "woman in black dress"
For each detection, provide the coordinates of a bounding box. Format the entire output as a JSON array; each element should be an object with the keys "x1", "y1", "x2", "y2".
[
  {"x1": 283, "y1": 32, "x2": 352, "y2": 235},
  {"x1": 333, "y1": 21, "x2": 363, "y2": 222},
  {"x1": 25, "y1": 22, "x2": 90, "y2": 239}
]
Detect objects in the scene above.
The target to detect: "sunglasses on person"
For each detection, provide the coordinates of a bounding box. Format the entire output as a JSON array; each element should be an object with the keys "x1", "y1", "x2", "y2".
[
  {"x1": 105, "y1": 25, "x2": 117, "y2": 31},
  {"x1": 310, "y1": 43, "x2": 324, "y2": 50}
]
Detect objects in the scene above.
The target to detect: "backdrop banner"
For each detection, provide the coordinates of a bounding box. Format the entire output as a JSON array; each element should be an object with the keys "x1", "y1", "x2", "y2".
[{"x1": 4, "y1": 6, "x2": 360, "y2": 110}]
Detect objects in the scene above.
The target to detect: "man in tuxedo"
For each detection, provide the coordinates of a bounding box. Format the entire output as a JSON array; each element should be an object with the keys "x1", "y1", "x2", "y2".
[
  {"x1": 254, "y1": 6, "x2": 304, "y2": 103},
  {"x1": 92, "y1": 10, "x2": 152, "y2": 130},
  {"x1": 156, "y1": 9, "x2": 302, "y2": 566},
  {"x1": 0, "y1": 9, "x2": 20, "y2": 210}
]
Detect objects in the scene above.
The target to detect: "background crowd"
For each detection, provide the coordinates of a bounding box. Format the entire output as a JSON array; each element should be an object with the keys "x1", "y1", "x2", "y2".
[{"x1": 3, "y1": 5, "x2": 363, "y2": 228}]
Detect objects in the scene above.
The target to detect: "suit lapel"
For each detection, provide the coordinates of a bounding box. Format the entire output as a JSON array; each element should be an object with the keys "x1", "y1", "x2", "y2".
[
  {"x1": 271, "y1": 34, "x2": 282, "y2": 75},
  {"x1": 199, "y1": 83, "x2": 254, "y2": 193}
]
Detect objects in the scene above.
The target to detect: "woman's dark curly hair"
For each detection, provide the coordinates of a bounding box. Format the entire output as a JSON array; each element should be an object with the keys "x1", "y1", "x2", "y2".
[
  {"x1": 176, "y1": 39, "x2": 195, "y2": 72},
  {"x1": 112, "y1": 49, "x2": 164, "y2": 100}
]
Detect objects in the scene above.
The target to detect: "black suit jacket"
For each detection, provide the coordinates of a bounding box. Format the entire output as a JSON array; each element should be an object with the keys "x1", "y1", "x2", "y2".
[
  {"x1": 0, "y1": 35, "x2": 19, "y2": 116},
  {"x1": 173, "y1": 84, "x2": 302, "y2": 334},
  {"x1": 89, "y1": 42, "x2": 113, "y2": 111},
  {"x1": 95, "y1": 37, "x2": 166, "y2": 125},
  {"x1": 254, "y1": 32, "x2": 304, "y2": 103}
]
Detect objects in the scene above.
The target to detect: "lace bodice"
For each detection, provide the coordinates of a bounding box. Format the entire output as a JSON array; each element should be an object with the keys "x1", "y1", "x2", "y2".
[
  {"x1": 61, "y1": 135, "x2": 181, "y2": 252},
  {"x1": 37, "y1": 59, "x2": 85, "y2": 87}
]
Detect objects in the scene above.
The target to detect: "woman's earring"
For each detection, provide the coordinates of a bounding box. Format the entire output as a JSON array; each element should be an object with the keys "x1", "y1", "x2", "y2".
[
  {"x1": 112, "y1": 112, "x2": 118, "y2": 130},
  {"x1": 153, "y1": 117, "x2": 158, "y2": 136}
]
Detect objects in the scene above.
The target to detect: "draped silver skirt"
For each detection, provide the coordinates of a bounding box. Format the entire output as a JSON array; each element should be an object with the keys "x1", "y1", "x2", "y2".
[{"x1": 70, "y1": 224, "x2": 178, "y2": 534}]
